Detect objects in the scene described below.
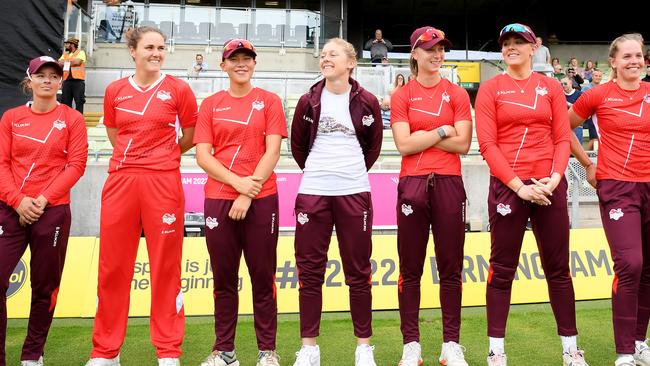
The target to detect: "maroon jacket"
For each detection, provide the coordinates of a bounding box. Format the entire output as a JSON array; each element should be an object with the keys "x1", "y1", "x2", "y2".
[{"x1": 291, "y1": 78, "x2": 383, "y2": 170}]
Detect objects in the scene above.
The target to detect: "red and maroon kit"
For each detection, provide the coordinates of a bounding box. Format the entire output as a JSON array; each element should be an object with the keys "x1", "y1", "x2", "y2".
[{"x1": 573, "y1": 81, "x2": 650, "y2": 353}]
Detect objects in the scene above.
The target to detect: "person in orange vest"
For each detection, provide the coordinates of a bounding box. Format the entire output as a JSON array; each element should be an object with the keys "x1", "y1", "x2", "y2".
[{"x1": 58, "y1": 37, "x2": 86, "y2": 113}]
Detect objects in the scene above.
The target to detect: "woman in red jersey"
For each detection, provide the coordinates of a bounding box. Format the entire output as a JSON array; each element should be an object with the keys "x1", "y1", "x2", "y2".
[
  {"x1": 194, "y1": 38, "x2": 287, "y2": 366},
  {"x1": 475, "y1": 23, "x2": 588, "y2": 366},
  {"x1": 389, "y1": 26, "x2": 472, "y2": 366},
  {"x1": 290, "y1": 37, "x2": 382, "y2": 366},
  {"x1": 0, "y1": 56, "x2": 87, "y2": 366},
  {"x1": 86, "y1": 26, "x2": 197, "y2": 366},
  {"x1": 569, "y1": 33, "x2": 650, "y2": 366}
]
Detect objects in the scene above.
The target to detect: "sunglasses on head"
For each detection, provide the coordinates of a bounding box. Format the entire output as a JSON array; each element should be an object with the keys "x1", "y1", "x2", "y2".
[
  {"x1": 411, "y1": 28, "x2": 446, "y2": 52},
  {"x1": 499, "y1": 23, "x2": 532, "y2": 37},
  {"x1": 223, "y1": 39, "x2": 255, "y2": 54}
]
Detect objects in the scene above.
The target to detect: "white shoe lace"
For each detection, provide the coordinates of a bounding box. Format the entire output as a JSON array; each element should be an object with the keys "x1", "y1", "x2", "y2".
[
  {"x1": 565, "y1": 349, "x2": 588, "y2": 366},
  {"x1": 637, "y1": 340, "x2": 650, "y2": 361},
  {"x1": 487, "y1": 352, "x2": 506, "y2": 366},
  {"x1": 446, "y1": 342, "x2": 467, "y2": 361},
  {"x1": 400, "y1": 342, "x2": 421, "y2": 366},
  {"x1": 259, "y1": 351, "x2": 280, "y2": 366},
  {"x1": 356, "y1": 345, "x2": 376, "y2": 366}
]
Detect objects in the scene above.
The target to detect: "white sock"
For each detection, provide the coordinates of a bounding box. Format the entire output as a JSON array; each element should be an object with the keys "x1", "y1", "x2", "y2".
[
  {"x1": 561, "y1": 335, "x2": 577, "y2": 353},
  {"x1": 357, "y1": 344, "x2": 371, "y2": 349},
  {"x1": 489, "y1": 337, "x2": 504, "y2": 354},
  {"x1": 302, "y1": 344, "x2": 318, "y2": 350},
  {"x1": 617, "y1": 354, "x2": 634, "y2": 361}
]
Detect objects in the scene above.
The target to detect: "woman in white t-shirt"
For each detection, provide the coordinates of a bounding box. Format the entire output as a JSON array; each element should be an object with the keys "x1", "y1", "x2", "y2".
[{"x1": 290, "y1": 37, "x2": 383, "y2": 366}]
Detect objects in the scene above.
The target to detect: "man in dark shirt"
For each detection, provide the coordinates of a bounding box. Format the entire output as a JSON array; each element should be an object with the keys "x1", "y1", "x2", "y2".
[{"x1": 364, "y1": 29, "x2": 393, "y2": 64}]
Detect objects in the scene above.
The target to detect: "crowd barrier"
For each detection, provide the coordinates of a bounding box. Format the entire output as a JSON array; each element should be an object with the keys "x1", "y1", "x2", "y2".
[{"x1": 7, "y1": 229, "x2": 613, "y2": 318}]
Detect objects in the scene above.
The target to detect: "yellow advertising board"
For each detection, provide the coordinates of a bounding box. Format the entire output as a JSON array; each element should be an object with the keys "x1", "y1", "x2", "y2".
[
  {"x1": 445, "y1": 61, "x2": 481, "y2": 89},
  {"x1": 6, "y1": 229, "x2": 613, "y2": 318}
]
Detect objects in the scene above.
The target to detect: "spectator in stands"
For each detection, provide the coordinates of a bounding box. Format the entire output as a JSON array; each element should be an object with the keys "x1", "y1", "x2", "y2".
[
  {"x1": 645, "y1": 49, "x2": 650, "y2": 65},
  {"x1": 566, "y1": 67, "x2": 584, "y2": 91},
  {"x1": 561, "y1": 76, "x2": 583, "y2": 142},
  {"x1": 568, "y1": 32, "x2": 650, "y2": 366},
  {"x1": 188, "y1": 53, "x2": 208, "y2": 78},
  {"x1": 391, "y1": 25, "x2": 473, "y2": 366},
  {"x1": 552, "y1": 57, "x2": 560, "y2": 67},
  {"x1": 475, "y1": 22, "x2": 589, "y2": 366},
  {"x1": 99, "y1": 0, "x2": 120, "y2": 42},
  {"x1": 582, "y1": 59, "x2": 595, "y2": 82},
  {"x1": 194, "y1": 38, "x2": 286, "y2": 366},
  {"x1": 364, "y1": 28, "x2": 393, "y2": 64},
  {"x1": 532, "y1": 36, "x2": 551, "y2": 68},
  {"x1": 643, "y1": 63, "x2": 650, "y2": 82},
  {"x1": 85, "y1": 26, "x2": 197, "y2": 366},
  {"x1": 380, "y1": 73, "x2": 406, "y2": 128},
  {"x1": 380, "y1": 56, "x2": 390, "y2": 66},
  {"x1": 291, "y1": 37, "x2": 382, "y2": 366},
  {"x1": 581, "y1": 69, "x2": 603, "y2": 150},
  {"x1": 553, "y1": 64, "x2": 565, "y2": 80},
  {"x1": 0, "y1": 56, "x2": 87, "y2": 366},
  {"x1": 58, "y1": 37, "x2": 86, "y2": 113},
  {"x1": 568, "y1": 57, "x2": 583, "y2": 75},
  {"x1": 582, "y1": 69, "x2": 603, "y2": 91}
]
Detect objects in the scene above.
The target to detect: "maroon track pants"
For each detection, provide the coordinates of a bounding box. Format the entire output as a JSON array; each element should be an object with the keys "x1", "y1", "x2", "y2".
[
  {"x1": 598, "y1": 180, "x2": 650, "y2": 354},
  {"x1": 396, "y1": 174, "x2": 466, "y2": 343},
  {"x1": 205, "y1": 194, "x2": 279, "y2": 352},
  {"x1": 0, "y1": 203, "x2": 70, "y2": 366},
  {"x1": 294, "y1": 193, "x2": 373, "y2": 338},
  {"x1": 486, "y1": 176, "x2": 577, "y2": 338}
]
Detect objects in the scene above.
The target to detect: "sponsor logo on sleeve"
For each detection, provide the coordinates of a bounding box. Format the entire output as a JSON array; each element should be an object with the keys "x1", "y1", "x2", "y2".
[
  {"x1": 162, "y1": 213, "x2": 176, "y2": 225},
  {"x1": 496, "y1": 203, "x2": 512, "y2": 216},
  {"x1": 297, "y1": 212, "x2": 309, "y2": 225},
  {"x1": 205, "y1": 216, "x2": 219, "y2": 229},
  {"x1": 401, "y1": 204, "x2": 414, "y2": 216},
  {"x1": 609, "y1": 208, "x2": 624, "y2": 221}
]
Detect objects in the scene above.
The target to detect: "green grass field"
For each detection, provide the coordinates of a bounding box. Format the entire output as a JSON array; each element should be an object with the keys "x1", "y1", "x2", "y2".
[{"x1": 6, "y1": 300, "x2": 617, "y2": 365}]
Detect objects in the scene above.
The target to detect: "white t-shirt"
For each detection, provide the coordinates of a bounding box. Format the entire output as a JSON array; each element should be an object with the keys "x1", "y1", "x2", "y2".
[
  {"x1": 532, "y1": 45, "x2": 550, "y2": 66},
  {"x1": 298, "y1": 87, "x2": 371, "y2": 195}
]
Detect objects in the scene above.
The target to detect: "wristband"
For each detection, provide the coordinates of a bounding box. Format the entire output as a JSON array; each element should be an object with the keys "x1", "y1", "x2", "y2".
[{"x1": 515, "y1": 184, "x2": 524, "y2": 194}]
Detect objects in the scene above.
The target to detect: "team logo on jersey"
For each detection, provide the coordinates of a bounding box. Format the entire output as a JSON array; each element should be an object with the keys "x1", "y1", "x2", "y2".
[
  {"x1": 362, "y1": 115, "x2": 374, "y2": 126},
  {"x1": 205, "y1": 216, "x2": 219, "y2": 229},
  {"x1": 162, "y1": 213, "x2": 176, "y2": 225},
  {"x1": 53, "y1": 119, "x2": 66, "y2": 130},
  {"x1": 252, "y1": 100, "x2": 265, "y2": 111},
  {"x1": 535, "y1": 86, "x2": 548, "y2": 96},
  {"x1": 156, "y1": 90, "x2": 172, "y2": 101},
  {"x1": 441, "y1": 91, "x2": 450, "y2": 103},
  {"x1": 644, "y1": 94, "x2": 650, "y2": 104},
  {"x1": 496, "y1": 203, "x2": 512, "y2": 216},
  {"x1": 609, "y1": 208, "x2": 624, "y2": 221},
  {"x1": 297, "y1": 212, "x2": 309, "y2": 225},
  {"x1": 401, "y1": 204, "x2": 413, "y2": 216},
  {"x1": 0, "y1": 226, "x2": 3, "y2": 236}
]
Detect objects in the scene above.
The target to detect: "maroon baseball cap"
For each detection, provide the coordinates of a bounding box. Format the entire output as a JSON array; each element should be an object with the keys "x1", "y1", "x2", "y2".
[
  {"x1": 222, "y1": 38, "x2": 257, "y2": 61},
  {"x1": 409, "y1": 26, "x2": 452, "y2": 51},
  {"x1": 27, "y1": 56, "x2": 63, "y2": 76},
  {"x1": 497, "y1": 23, "x2": 537, "y2": 45}
]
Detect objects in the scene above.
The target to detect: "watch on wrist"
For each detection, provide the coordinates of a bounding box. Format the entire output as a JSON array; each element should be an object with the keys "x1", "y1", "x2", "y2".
[{"x1": 437, "y1": 127, "x2": 447, "y2": 139}]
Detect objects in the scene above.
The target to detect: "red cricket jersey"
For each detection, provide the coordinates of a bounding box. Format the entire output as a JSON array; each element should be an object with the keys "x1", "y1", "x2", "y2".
[
  {"x1": 573, "y1": 81, "x2": 650, "y2": 181},
  {"x1": 103, "y1": 74, "x2": 198, "y2": 173},
  {"x1": 0, "y1": 103, "x2": 87, "y2": 209},
  {"x1": 193, "y1": 88, "x2": 288, "y2": 200},
  {"x1": 390, "y1": 78, "x2": 472, "y2": 177},
  {"x1": 475, "y1": 72, "x2": 571, "y2": 184}
]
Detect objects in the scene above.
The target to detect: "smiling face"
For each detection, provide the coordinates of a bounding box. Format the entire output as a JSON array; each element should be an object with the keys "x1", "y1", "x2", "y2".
[
  {"x1": 129, "y1": 31, "x2": 166, "y2": 74},
  {"x1": 610, "y1": 39, "x2": 645, "y2": 82},
  {"x1": 221, "y1": 51, "x2": 256, "y2": 86},
  {"x1": 501, "y1": 35, "x2": 534, "y2": 69},
  {"x1": 592, "y1": 70, "x2": 603, "y2": 84},
  {"x1": 412, "y1": 43, "x2": 445, "y2": 75},
  {"x1": 28, "y1": 65, "x2": 62, "y2": 99},
  {"x1": 320, "y1": 41, "x2": 355, "y2": 81}
]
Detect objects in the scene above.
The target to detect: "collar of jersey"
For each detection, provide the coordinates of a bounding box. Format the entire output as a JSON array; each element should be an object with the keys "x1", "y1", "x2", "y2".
[{"x1": 128, "y1": 73, "x2": 166, "y2": 93}]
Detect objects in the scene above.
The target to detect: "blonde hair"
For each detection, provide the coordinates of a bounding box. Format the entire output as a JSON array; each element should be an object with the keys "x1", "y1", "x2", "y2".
[
  {"x1": 19, "y1": 77, "x2": 31, "y2": 94},
  {"x1": 608, "y1": 33, "x2": 645, "y2": 80},
  {"x1": 324, "y1": 37, "x2": 357, "y2": 75},
  {"x1": 124, "y1": 26, "x2": 167, "y2": 50}
]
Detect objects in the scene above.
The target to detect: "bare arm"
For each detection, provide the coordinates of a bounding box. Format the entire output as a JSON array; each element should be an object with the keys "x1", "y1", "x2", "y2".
[
  {"x1": 568, "y1": 108, "x2": 596, "y2": 187},
  {"x1": 179, "y1": 127, "x2": 195, "y2": 153},
  {"x1": 106, "y1": 127, "x2": 117, "y2": 147},
  {"x1": 195, "y1": 143, "x2": 262, "y2": 198}
]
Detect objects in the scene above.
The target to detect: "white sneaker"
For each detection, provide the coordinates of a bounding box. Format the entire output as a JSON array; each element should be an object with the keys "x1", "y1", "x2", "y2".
[
  {"x1": 292, "y1": 345, "x2": 320, "y2": 366},
  {"x1": 487, "y1": 351, "x2": 507, "y2": 366},
  {"x1": 398, "y1": 341, "x2": 423, "y2": 366},
  {"x1": 636, "y1": 340, "x2": 650, "y2": 366},
  {"x1": 355, "y1": 345, "x2": 377, "y2": 366},
  {"x1": 439, "y1": 342, "x2": 468, "y2": 366},
  {"x1": 258, "y1": 350, "x2": 281, "y2": 366},
  {"x1": 84, "y1": 355, "x2": 121, "y2": 366},
  {"x1": 563, "y1": 348, "x2": 588, "y2": 366},
  {"x1": 615, "y1": 355, "x2": 635, "y2": 366},
  {"x1": 159, "y1": 358, "x2": 180, "y2": 366},
  {"x1": 199, "y1": 351, "x2": 240, "y2": 366},
  {"x1": 21, "y1": 356, "x2": 43, "y2": 366}
]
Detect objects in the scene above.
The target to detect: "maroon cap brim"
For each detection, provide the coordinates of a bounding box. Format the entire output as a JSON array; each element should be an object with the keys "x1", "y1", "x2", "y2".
[
  {"x1": 417, "y1": 37, "x2": 453, "y2": 50},
  {"x1": 222, "y1": 48, "x2": 257, "y2": 61},
  {"x1": 29, "y1": 61, "x2": 64, "y2": 76},
  {"x1": 498, "y1": 31, "x2": 536, "y2": 45}
]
